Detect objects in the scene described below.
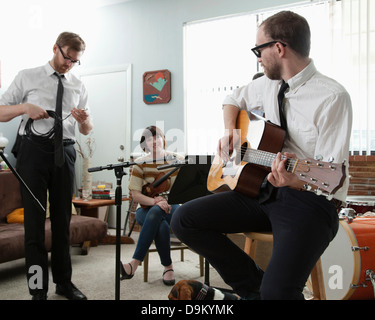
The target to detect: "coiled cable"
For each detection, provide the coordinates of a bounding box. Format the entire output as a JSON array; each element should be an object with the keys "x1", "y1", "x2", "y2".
[{"x1": 23, "y1": 110, "x2": 72, "y2": 152}]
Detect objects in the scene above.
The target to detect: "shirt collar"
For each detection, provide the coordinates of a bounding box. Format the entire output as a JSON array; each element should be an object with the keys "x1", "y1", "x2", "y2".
[
  {"x1": 286, "y1": 59, "x2": 317, "y2": 94},
  {"x1": 44, "y1": 62, "x2": 71, "y2": 80}
]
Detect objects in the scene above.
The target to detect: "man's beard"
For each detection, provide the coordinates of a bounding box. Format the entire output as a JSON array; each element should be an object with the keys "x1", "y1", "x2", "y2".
[
  {"x1": 52, "y1": 56, "x2": 71, "y2": 74},
  {"x1": 263, "y1": 61, "x2": 281, "y2": 80}
]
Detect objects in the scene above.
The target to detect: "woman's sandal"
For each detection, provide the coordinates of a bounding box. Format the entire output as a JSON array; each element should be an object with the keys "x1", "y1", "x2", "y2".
[
  {"x1": 162, "y1": 269, "x2": 175, "y2": 286},
  {"x1": 120, "y1": 261, "x2": 134, "y2": 280}
]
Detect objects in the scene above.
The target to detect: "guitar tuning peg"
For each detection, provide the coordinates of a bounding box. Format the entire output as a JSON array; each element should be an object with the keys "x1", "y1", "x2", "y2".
[
  {"x1": 326, "y1": 194, "x2": 333, "y2": 201},
  {"x1": 328, "y1": 157, "x2": 334, "y2": 163},
  {"x1": 315, "y1": 188, "x2": 322, "y2": 196},
  {"x1": 303, "y1": 184, "x2": 312, "y2": 191},
  {"x1": 314, "y1": 154, "x2": 323, "y2": 161}
]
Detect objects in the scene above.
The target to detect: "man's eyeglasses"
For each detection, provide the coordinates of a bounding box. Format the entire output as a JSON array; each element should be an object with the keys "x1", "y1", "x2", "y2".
[
  {"x1": 57, "y1": 44, "x2": 81, "y2": 65},
  {"x1": 251, "y1": 41, "x2": 287, "y2": 58}
]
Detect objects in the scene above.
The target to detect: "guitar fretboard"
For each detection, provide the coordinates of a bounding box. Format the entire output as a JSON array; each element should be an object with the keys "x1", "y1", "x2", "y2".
[{"x1": 242, "y1": 147, "x2": 298, "y2": 172}]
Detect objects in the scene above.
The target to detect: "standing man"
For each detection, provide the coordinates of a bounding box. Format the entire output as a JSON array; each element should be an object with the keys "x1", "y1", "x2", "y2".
[
  {"x1": 0, "y1": 32, "x2": 93, "y2": 300},
  {"x1": 172, "y1": 11, "x2": 352, "y2": 300}
]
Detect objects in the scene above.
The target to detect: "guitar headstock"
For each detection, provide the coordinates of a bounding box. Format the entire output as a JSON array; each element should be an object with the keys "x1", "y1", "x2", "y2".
[{"x1": 292, "y1": 158, "x2": 346, "y2": 198}]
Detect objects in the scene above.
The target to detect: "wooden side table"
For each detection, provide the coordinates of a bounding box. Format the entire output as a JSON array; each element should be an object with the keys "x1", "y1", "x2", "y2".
[{"x1": 72, "y1": 197, "x2": 134, "y2": 253}]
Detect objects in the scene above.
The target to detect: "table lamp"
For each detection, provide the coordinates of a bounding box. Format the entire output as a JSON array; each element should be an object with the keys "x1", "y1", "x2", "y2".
[{"x1": 0, "y1": 132, "x2": 9, "y2": 170}]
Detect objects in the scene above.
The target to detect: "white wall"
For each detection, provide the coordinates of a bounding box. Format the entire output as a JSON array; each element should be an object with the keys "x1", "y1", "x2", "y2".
[
  {"x1": 0, "y1": 0, "x2": 297, "y2": 165},
  {"x1": 86, "y1": 0, "x2": 297, "y2": 152}
]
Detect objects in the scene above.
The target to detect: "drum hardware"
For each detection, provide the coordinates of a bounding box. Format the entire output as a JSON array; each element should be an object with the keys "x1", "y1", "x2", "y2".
[
  {"x1": 350, "y1": 283, "x2": 367, "y2": 289},
  {"x1": 339, "y1": 208, "x2": 356, "y2": 222},
  {"x1": 351, "y1": 246, "x2": 370, "y2": 252},
  {"x1": 350, "y1": 270, "x2": 375, "y2": 298},
  {"x1": 346, "y1": 196, "x2": 375, "y2": 215},
  {"x1": 365, "y1": 270, "x2": 375, "y2": 298}
]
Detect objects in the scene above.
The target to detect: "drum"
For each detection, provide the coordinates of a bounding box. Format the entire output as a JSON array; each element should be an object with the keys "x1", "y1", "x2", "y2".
[
  {"x1": 320, "y1": 216, "x2": 375, "y2": 300},
  {"x1": 346, "y1": 196, "x2": 375, "y2": 214}
]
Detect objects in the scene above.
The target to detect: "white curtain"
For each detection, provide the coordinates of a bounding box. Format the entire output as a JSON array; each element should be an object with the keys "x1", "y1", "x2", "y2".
[{"x1": 333, "y1": 0, "x2": 375, "y2": 155}]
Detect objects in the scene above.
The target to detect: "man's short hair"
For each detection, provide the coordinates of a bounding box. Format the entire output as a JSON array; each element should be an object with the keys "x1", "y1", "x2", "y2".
[
  {"x1": 261, "y1": 11, "x2": 311, "y2": 58},
  {"x1": 56, "y1": 32, "x2": 86, "y2": 52}
]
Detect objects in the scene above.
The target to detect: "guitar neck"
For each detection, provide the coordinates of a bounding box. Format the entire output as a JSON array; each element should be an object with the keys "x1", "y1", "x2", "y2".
[{"x1": 243, "y1": 148, "x2": 297, "y2": 172}]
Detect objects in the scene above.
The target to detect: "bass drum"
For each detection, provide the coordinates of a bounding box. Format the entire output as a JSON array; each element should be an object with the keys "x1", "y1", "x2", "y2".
[{"x1": 320, "y1": 217, "x2": 375, "y2": 300}]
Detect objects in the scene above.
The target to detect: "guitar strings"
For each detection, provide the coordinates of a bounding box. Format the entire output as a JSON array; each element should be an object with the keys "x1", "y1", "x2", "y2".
[
  {"x1": 242, "y1": 146, "x2": 333, "y2": 187},
  {"x1": 236, "y1": 145, "x2": 298, "y2": 172},
  {"x1": 227, "y1": 145, "x2": 336, "y2": 194}
]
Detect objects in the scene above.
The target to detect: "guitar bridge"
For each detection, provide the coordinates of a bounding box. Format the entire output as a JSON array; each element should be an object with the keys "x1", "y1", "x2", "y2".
[{"x1": 221, "y1": 160, "x2": 239, "y2": 178}]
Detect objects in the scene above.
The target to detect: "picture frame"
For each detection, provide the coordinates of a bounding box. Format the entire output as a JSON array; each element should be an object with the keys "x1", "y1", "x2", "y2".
[{"x1": 143, "y1": 69, "x2": 171, "y2": 105}]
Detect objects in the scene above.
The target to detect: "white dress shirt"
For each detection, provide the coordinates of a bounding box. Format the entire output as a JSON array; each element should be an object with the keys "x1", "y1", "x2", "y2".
[
  {"x1": 223, "y1": 61, "x2": 352, "y2": 202},
  {"x1": 0, "y1": 62, "x2": 89, "y2": 140}
]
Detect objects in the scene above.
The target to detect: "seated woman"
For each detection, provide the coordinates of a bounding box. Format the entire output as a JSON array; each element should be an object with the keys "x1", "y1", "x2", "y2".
[{"x1": 120, "y1": 125, "x2": 184, "y2": 286}]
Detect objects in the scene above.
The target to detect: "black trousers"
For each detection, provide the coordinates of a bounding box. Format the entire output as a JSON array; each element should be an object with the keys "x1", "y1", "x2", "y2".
[
  {"x1": 171, "y1": 187, "x2": 339, "y2": 300},
  {"x1": 17, "y1": 136, "x2": 76, "y2": 294}
]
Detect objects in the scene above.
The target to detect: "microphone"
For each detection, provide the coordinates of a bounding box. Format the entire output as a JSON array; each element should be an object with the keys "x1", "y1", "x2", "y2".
[
  {"x1": 152, "y1": 169, "x2": 179, "y2": 188},
  {"x1": 88, "y1": 157, "x2": 167, "y2": 172},
  {"x1": 156, "y1": 159, "x2": 189, "y2": 170},
  {"x1": 153, "y1": 158, "x2": 189, "y2": 188}
]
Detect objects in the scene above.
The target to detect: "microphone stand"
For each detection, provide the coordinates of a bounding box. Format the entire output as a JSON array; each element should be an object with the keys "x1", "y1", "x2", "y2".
[
  {"x1": 88, "y1": 158, "x2": 163, "y2": 300},
  {"x1": 0, "y1": 148, "x2": 45, "y2": 212},
  {"x1": 153, "y1": 159, "x2": 189, "y2": 188}
]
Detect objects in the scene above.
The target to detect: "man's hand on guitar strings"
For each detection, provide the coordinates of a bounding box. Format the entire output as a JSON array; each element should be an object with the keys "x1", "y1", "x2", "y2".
[
  {"x1": 217, "y1": 130, "x2": 241, "y2": 162},
  {"x1": 267, "y1": 152, "x2": 300, "y2": 188}
]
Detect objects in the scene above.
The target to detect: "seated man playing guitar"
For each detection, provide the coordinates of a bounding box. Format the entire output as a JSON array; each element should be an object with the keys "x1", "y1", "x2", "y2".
[{"x1": 171, "y1": 11, "x2": 352, "y2": 300}]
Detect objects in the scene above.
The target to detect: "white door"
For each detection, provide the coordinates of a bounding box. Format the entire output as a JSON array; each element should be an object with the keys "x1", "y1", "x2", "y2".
[{"x1": 76, "y1": 65, "x2": 132, "y2": 228}]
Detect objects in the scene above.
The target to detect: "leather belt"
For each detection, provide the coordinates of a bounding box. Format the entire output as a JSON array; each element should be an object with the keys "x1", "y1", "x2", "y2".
[
  {"x1": 63, "y1": 139, "x2": 75, "y2": 146},
  {"x1": 29, "y1": 135, "x2": 75, "y2": 146}
]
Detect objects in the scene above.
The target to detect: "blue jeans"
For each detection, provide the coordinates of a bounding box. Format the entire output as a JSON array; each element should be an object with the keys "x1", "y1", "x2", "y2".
[{"x1": 133, "y1": 204, "x2": 179, "y2": 266}]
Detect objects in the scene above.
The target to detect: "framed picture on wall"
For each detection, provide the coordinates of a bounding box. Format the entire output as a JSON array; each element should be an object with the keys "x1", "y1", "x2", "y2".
[{"x1": 143, "y1": 69, "x2": 171, "y2": 104}]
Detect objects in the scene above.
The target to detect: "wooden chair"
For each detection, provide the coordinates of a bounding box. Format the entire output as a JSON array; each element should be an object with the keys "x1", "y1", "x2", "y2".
[
  {"x1": 243, "y1": 231, "x2": 326, "y2": 300},
  {"x1": 144, "y1": 237, "x2": 204, "y2": 282}
]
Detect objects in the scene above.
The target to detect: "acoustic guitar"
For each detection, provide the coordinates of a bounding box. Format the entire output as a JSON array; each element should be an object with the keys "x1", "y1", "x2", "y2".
[{"x1": 207, "y1": 110, "x2": 346, "y2": 199}]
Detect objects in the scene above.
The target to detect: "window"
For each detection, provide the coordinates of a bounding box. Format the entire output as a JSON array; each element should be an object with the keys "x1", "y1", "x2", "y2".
[
  {"x1": 333, "y1": 0, "x2": 375, "y2": 155},
  {"x1": 184, "y1": 14, "x2": 258, "y2": 155},
  {"x1": 184, "y1": 0, "x2": 375, "y2": 155}
]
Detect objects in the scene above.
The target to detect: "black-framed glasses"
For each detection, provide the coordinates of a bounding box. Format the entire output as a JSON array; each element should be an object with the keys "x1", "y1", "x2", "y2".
[
  {"x1": 251, "y1": 41, "x2": 287, "y2": 58},
  {"x1": 57, "y1": 44, "x2": 81, "y2": 65}
]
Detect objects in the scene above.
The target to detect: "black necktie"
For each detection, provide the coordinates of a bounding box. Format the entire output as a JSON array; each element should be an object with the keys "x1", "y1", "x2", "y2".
[
  {"x1": 277, "y1": 80, "x2": 289, "y2": 131},
  {"x1": 258, "y1": 81, "x2": 289, "y2": 204},
  {"x1": 54, "y1": 72, "x2": 65, "y2": 167}
]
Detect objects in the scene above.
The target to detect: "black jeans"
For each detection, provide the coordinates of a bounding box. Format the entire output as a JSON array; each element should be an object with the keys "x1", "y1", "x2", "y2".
[
  {"x1": 171, "y1": 187, "x2": 339, "y2": 300},
  {"x1": 17, "y1": 136, "x2": 76, "y2": 294}
]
